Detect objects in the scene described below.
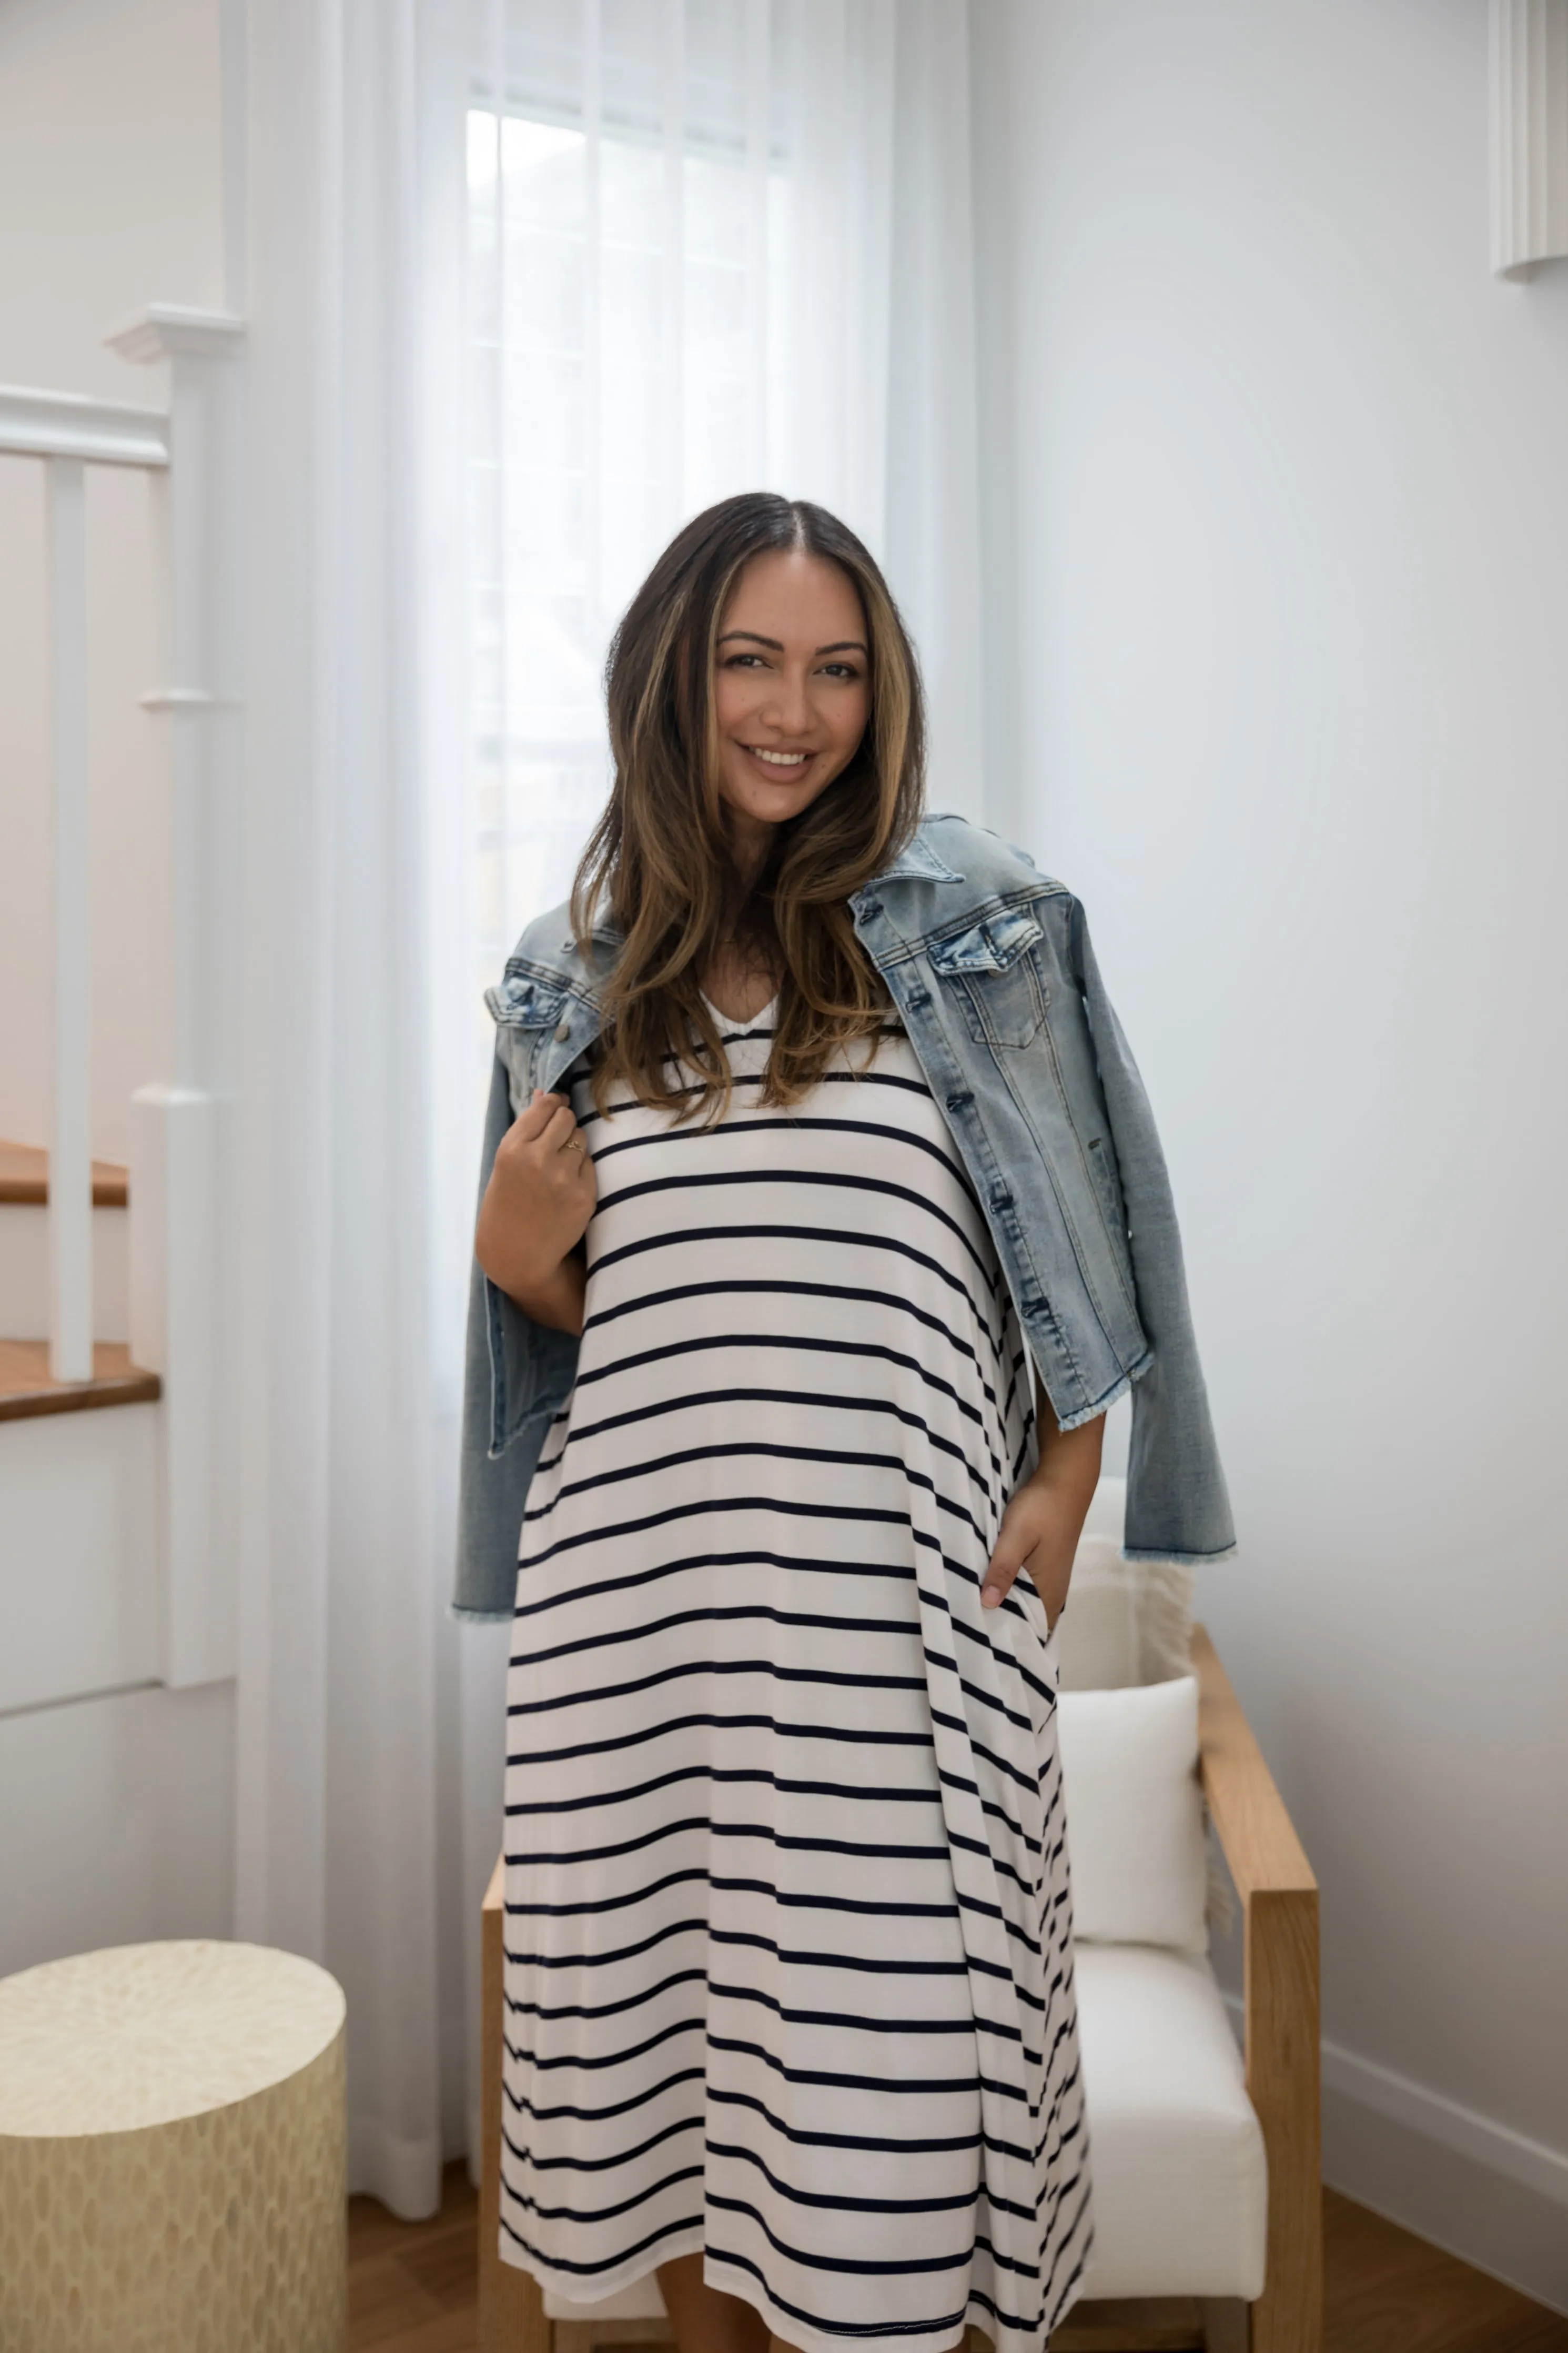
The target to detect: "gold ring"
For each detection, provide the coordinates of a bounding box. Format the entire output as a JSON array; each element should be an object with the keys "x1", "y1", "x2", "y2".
[{"x1": 560, "y1": 1137, "x2": 586, "y2": 1155}]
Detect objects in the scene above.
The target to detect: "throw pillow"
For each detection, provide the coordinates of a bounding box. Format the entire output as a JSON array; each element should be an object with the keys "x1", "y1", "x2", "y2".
[{"x1": 1056, "y1": 1675, "x2": 1208, "y2": 1954}]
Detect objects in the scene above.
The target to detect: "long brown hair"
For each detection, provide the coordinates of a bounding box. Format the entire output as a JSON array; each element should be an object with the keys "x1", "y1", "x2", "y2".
[{"x1": 572, "y1": 493, "x2": 926, "y2": 1124}]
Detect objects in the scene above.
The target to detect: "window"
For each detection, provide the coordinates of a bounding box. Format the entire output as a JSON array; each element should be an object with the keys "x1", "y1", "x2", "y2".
[{"x1": 464, "y1": 0, "x2": 903, "y2": 1075}]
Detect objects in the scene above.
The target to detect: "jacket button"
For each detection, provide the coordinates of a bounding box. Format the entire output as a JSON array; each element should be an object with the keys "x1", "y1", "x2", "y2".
[{"x1": 555, "y1": 1020, "x2": 571, "y2": 1042}]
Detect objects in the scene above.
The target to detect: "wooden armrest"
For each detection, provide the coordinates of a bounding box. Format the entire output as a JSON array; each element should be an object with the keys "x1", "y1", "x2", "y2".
[
  {"x1": 1193, "y1": 1625, "x2": 1322, "y2": 2353},
  {"x1": 484, "y1": 1847, "x2": 505, "y2": 1917},
  {"x1": 1194, "y1": 1624, "x2": 1316, "y2": 1901}
]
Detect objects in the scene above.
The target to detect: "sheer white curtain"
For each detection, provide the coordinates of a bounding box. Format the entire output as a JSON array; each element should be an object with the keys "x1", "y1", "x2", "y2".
[
  {"x1": 232, "y1": 0, "x2": 983, "y2": 2220},
  {"x1": 236, "y1": 0, "x2": 475, "y2": 2217}
]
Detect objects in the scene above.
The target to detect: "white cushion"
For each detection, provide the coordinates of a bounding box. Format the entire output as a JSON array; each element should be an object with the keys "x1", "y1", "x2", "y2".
[
  {"x1": 541, "y1": 1945, "x2": 1266, "y2": 2319},
  {"x1": 1056, "y1": 1676, "x2": 1209, "y2": 1954},
  {"x1": 1073, "y1": 1943, "x2": 1267, "y2": 2300}
]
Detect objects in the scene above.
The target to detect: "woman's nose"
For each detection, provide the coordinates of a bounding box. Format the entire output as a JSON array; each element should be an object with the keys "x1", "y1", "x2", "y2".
[{"x1": 758, "y1": 668, "x2": 813, "y2": 735}]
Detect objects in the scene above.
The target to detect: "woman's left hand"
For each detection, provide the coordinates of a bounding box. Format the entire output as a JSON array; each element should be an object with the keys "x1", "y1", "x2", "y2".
[
  {"x1": 982, "y1": 1483, "x2": 1086, "y2": 1630},
  {"x1": 982, "y1": 1391, "x2": 1105, "y2": 1630}
]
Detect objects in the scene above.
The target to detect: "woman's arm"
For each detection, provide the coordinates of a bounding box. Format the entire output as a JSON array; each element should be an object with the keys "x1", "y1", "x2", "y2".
[
  {"x1": 982, "y1": 1375, "x2": 1104, "y2": 1627},
  {"x1": 505, "y1": 1248, "x2": 588, "y2": 1338}
]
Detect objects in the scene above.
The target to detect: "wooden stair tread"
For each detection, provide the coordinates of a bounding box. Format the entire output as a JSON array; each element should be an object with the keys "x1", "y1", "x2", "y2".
[
  {"x1": 0, "y1": 1340, "x2": 160, "y2": 1421},
  {"x1": 0, "y1": 1138, "x2": 128, "y2": 1207}
]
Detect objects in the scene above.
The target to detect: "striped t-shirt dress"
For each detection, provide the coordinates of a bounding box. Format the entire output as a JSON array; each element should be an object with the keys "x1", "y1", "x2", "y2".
[{"x1": 499, "y1": 999, "x2": 1092, "y2": 2353}]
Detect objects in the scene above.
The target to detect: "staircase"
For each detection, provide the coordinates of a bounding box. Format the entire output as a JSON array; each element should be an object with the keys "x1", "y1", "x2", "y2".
[
  {"x1": 0, "y1": 318, "x2": 245, "y2": 1984},
  {"x1": 0, "y1": 1141, "x2": 163, "y2": 1721},
  {"x1": 0, "y1": 1141, "x2": 156, "y2": 1416}
]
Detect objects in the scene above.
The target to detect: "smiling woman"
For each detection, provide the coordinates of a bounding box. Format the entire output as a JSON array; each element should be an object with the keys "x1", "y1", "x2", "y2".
[{"x1": 460, "y1": 490, "x2": 1172, "y2": 2353}]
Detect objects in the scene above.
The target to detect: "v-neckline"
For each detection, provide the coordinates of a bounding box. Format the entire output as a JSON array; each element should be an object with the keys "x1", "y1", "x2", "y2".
[{"x1": 700, "y1": 990, "x2": 777, "y2": 1033}]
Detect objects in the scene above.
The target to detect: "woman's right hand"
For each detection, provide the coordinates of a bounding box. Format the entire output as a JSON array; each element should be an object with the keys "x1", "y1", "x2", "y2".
[{"x1": 474, "y1": 1089, "x2": 597, "y2": 1323}]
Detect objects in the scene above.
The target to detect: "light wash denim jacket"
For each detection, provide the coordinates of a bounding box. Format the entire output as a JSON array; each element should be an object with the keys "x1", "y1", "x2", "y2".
[{"x1": 453, "y1": 813, "x2": 1236, "y2": 1620}]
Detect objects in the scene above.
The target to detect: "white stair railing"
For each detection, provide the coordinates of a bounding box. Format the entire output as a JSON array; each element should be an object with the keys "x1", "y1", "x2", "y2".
[
  {"x1": 0, "y1": 313, "x2": 244, "y2": 1691},
  {"x1": 0, "y1": 387, "x2": 171, "y2": 1382}
]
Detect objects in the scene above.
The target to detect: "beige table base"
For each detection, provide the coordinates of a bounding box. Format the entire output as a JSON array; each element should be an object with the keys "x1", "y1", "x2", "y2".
[{"x1": 0, "y1": 1940, "x2": 347, "y2": 2353}]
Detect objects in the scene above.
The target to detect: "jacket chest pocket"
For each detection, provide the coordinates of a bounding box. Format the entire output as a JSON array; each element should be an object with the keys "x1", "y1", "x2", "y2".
[
  {"x1": 927, "y1": 907, "x2": 1048, "y2": 1050},
  {"x1": 485, "y1": 970, "x2": 570, "y2": 1108}
]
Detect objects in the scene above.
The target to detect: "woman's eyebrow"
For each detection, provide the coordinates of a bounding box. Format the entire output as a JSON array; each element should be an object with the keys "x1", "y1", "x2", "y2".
[{"x1": 716, "y1": 630, "x2": 869, "y2": 656}]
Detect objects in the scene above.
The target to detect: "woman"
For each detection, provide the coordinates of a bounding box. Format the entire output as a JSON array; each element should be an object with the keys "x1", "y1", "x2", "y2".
[{"x1": 457, "y1": 494, "x2": 1234, "y2": 2353}]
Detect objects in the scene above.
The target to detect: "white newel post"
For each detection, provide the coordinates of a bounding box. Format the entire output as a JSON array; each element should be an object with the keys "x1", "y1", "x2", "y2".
[{"x1": 112, "y1": 306, "x2": 247, "y2": 1691}]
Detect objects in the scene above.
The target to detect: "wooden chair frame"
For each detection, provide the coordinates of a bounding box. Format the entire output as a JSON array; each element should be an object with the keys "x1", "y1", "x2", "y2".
[{"x1": 479, "y1": 1625, "x2": 1320, "y2": 2353}]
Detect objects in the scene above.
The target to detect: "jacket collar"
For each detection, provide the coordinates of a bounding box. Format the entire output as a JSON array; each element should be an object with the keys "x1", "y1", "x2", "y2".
[{"x1": 863, "y1": 823, "x2": 962, "y2": 888}]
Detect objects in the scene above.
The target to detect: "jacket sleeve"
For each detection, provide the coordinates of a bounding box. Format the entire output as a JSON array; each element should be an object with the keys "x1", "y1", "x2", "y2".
[
  {"x1": 452, "y1": 1045, "x2": 582, "y2": 1621},
  {"x1": 1069, "y1": 897, "x2": 1238, "y2": 1564}
]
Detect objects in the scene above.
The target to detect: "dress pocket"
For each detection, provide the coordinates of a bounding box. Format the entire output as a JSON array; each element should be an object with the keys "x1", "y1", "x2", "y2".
[{"x1": 927, "y1": 906, "x2": 1048, "y2": 1049}]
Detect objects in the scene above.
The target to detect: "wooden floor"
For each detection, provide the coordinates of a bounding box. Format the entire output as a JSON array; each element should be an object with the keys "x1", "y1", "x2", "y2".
[{"x1": 348, "y1": 2165, "x2": 1568, "y2": 2353}]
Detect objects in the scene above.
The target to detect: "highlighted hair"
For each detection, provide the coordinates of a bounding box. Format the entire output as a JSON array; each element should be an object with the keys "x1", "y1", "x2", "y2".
[{"x1": 572, "y1": 492, "x2": 926, "y2": 1124}]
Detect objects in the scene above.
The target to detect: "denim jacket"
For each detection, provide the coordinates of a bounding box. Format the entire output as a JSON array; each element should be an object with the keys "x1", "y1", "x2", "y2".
[{"x1": 453, "y1": 813, "x2": 1236, "y2": 1620}]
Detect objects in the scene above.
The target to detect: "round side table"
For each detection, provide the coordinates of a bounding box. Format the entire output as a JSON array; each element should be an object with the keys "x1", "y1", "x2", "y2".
[{"x1": 0, "y1": 1939, "x2": 346, "y2": 2352}]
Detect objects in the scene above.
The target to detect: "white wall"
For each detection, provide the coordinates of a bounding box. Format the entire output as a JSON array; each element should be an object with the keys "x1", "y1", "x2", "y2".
[
  {"x1": 0, "y1": 0, "x2": 225, "y2": 1166},
  {"x1": 974, "y1": 0, "x2": 1568, "y2": 2305},
  {"x1": 0, "y1": 0, "x2": 234, "y2": 1985}
]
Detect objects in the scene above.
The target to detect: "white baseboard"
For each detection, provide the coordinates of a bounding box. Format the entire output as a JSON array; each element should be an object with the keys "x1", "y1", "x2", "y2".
[
  {"x1": 1221, "y1": 1990, "x2": 1568, "y2": 2315},
  {"x1": 1320, "y1": 2038, "x2": 1568, "y2": 2212}
]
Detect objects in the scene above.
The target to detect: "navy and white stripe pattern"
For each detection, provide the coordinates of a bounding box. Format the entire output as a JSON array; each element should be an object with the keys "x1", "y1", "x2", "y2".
[{"x1": 500, "y1": 999, "x2": 1091, "y2": 2353}]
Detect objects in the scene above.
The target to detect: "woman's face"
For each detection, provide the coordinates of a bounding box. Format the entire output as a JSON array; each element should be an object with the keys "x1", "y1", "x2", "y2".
[{"x1": 710, "y1": 550, "x2": 872, "y2": 841}]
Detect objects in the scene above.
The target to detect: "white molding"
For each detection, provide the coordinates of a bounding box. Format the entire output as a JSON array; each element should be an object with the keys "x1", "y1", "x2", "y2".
[
  {"x1": 1218, "y1": 1986, "x2": 1568, "y2": 2213},
  {"x1": 1491, "y1": 0, "x2": 1568, "y2": 278},
  {"x1": 0, "y1": 386, "x2": 169, "y2": 468},
  {"x1": 107, "y1": 305, "x2": 247, "y2": 365},
  {"x1": 1322, "y1": 2038, "x2": 1568, "y2": 2213},
  {"x1": 1219, "y1": 1985, "x2": 1568, "y2": 2311}
]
